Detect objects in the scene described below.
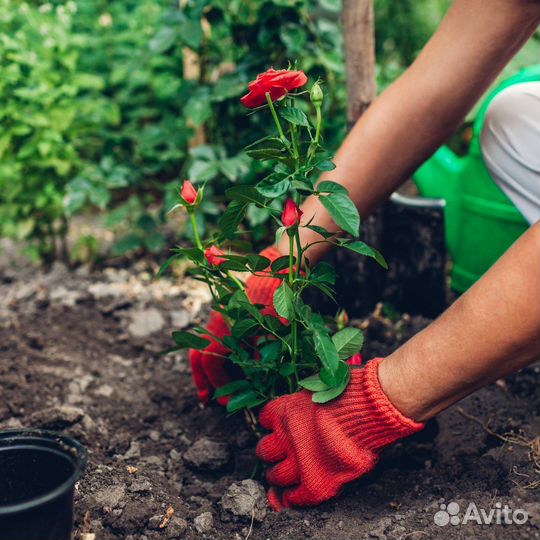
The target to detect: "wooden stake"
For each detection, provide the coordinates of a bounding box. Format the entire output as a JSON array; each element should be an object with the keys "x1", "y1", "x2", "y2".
[{"x1": 342, "y1": 0, "x2": 376, "y2": 127}]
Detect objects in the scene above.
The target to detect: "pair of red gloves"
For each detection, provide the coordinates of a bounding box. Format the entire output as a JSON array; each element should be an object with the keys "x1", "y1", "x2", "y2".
[{"x1": 189, "y1": 248, "x2": 424, "y2": 510}]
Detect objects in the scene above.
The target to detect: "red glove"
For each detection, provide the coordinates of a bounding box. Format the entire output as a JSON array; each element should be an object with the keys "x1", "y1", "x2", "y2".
[
  {"x1": 189, "y1": 246, "x2": 283, "y2": 405},
  {"x1": 256, "y1": 357, "x2": 424, "y2": 509}
]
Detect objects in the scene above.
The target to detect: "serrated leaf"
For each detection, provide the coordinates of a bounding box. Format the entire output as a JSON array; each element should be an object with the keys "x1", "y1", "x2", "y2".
[
  {"x1": 312, "y1": 365, "x2": 350, "y2": 403},
  {"x1": 260, "y1": 341, "x2": 282, "y2": 364},
  {"x1": 171, "y1": 331, "x2": 210, "y2": 350},
  {"x1": 214, "y1": 379, "x2": 251, "y2": 398},
  {"x1": 299, "y1": 374, "x2": 330, "y2": 392},
  {"x1": 219, "y1": 201, "x2": 246, "y2": 238},
  {"x1": 313, "y1": 330, "x2": 340, "y2": 378},
  {"x1": 256, "y1": 177, "x2": 290, "y2": 198},
  {"x1": 280, "y1": 107, "x2": 310, "y2": 127},
  {"x1": 271, "y1": 255, "x2": 292, "y2": 273},
  {"x1": 317, "y1": 180, "x2": 348, "y2": 194},
  {"x1": 273, "y1": 282, "x2": 295, "y2": 321},
  {"x1": 315, "y1": 160, "x2": 336, "y2": 171},
  {"x1": 246, "y1": 148, "x2": 286, "y2": 161},
  {"x1": 311, "y1": 262, "x2": 336, "y2": 284},
  {"x1": 319, "y1": 193, "x2": 360, "y2": 237},
  {"x1": 332, "y1": 327, "x2": 364, "y2": 360},
  {"x1": 226, "y1": 390, "x2": 266, "y2": 413},
  {"x1": 306, "y1": 224, "x2": 334, "y2": 239},
  {"x1": 231, "y1": 319, "x2": 260, "y2": 339},
  {"x1": 247, "y1": 254, "x2": 271, "y2": 272},
  {"x1": 157, "y1": 254, "x2": 180, "y2": 278},
  {"x1": 342, "y1": 241, "x2": 388, "y2": 269},
  {"x1": 226, "y1": 186, "x2": 268, "y2": 206}
]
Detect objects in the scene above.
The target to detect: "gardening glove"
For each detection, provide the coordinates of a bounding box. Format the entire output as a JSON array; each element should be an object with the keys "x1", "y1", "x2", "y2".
[
  {"x1": 190, "y1": 246, "x2": 283, "y2": 406},
  {"x1": 256, "y1": 357, "x2": 424, "y2": 510}
]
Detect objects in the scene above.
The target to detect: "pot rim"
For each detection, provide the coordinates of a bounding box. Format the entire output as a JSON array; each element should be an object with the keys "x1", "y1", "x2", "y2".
[{"x1": 0, "y1": 429, "x2": 87, "y2": 516}]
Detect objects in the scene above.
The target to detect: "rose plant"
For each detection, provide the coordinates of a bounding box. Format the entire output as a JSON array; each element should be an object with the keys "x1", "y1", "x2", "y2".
[{"x1": 161, "y1": 68, "x2": 387, "y2": 414}]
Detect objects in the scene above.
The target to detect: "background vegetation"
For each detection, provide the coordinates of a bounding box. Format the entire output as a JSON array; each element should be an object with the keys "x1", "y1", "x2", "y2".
[{"x1": 1, "y1": 0, "x2": 536, "y2": 263}]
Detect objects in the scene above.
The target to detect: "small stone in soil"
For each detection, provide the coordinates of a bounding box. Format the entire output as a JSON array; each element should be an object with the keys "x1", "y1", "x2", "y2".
[
  {"x1": 129, "y1": 479, "x2": 152, "y2": 493},
  {"x1": 194, "y1": 511, "x2": 214, "y2": 533},
  {"x1": 182, "y1": 437, "x2": 231, "y2": 471},
  {"x1": 170, "y1": 309, "x2": 191, "y2": 329},
  {"x1": 220, "y1": 479, "x2": 267, "y2": 522},
  {"x1": 128, "y1": 308, "x2": 165, "y2": 337},
  {"x1": 28, "y1": 405, "x2": 85, "y2": 429}
]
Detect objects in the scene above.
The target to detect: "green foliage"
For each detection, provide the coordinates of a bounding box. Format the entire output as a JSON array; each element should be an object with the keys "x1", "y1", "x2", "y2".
[
  {"x1": 162, "y1": 78, "x2": 389, "y2": 412},
  {"x1": 0, "y1": 0, "x2": 456, "y2": 260},
  {"x1": 0, "y1": 1, "x2": 112, "y2": 259}
]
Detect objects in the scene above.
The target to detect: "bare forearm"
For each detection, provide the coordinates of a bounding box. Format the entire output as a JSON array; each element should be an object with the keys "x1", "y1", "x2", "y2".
[
  {"x1": 278, "y1": 0, "x2": 540, "y2": 260},
  {"x1": 380, "y1": 222, "x2": 540, "y2": 422}
]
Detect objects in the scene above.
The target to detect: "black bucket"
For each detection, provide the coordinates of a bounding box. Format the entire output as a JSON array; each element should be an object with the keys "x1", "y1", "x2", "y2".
[{"x1": 0, "y1": 429, "x2": 87, "y2": 540}]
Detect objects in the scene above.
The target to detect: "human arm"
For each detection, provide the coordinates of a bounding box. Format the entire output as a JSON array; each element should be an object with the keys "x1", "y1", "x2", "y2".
[
  {"x1": 278, "y1": 0, "x2": 540, "y2": 262},
  {"x1": 260, "y1": 222, "x2": 540, "y2": 508}
]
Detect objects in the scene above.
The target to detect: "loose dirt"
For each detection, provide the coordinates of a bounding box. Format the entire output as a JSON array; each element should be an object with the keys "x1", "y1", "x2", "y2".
[{"x1": 0, "y1": 261, "x2": 538, "y2": 540}]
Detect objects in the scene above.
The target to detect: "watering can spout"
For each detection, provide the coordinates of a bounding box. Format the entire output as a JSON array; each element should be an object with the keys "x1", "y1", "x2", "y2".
[{"x1": 413, "y1": 145, "x2": 463, "y2": 203}]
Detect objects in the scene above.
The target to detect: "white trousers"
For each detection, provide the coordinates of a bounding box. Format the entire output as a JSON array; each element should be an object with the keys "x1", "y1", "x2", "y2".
[{"x1": 480, "y1": 81, "x2": 540, "y2": 225}]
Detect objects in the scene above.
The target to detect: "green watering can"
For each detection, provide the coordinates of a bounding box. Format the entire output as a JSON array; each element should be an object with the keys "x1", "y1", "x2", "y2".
[{"x1": 413, "y1": 65, "x2": 539, "y2": 293}]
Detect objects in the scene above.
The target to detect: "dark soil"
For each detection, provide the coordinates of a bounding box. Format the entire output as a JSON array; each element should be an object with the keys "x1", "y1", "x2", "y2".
[{"x1": 0, "y1": 261, "x2": 538, "y2": 540}]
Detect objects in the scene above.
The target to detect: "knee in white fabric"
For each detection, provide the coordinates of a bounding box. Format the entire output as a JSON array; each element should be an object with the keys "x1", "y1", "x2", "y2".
[{"x1": 480, "y1": 82, "x2": 540, "y2": 224}]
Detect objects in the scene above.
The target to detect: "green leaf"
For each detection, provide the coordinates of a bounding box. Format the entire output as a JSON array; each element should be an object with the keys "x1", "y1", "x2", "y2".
[
  {"x1": 306, "y1": 224, "x2": 334, "y2": 239},
  {"x1": 299, "y1": 374, "x2": 330, "y2": 392},
  {"x1": 271, "y1": 255, "x2": 292, "y2": 273},
  {"x1": 247, "y1": 254, "x2": 271, "y2": 272},
  {"x1": 226, "y1": 390, "x2": 266, "y2": 413},
  {"x1": 172, "y1": 331, "x2": 210, "y2": 350},
  {"x1": 256, "y1": 177, "x2": 290, "y2": 198},
  {"x1": 317, "y1": 180, "x2": 347, "y2": 194},
  {"x1": 149, "y1": 27, "x2": 178, "y2": 53},
  {"x1": 280, "y1": 107, "x2": 310, "y2": 127},
  {"x1": 231, "y1": 319, "x2": 260, "y2": 339},
  {"x1": 157, "y1": 254, "x2": 180, "y2": 278},
  {"x1": 312, "y1": 365, "x2": 350, "y2": 403},
  {"x1": 319, "y1": 193, "x2": 360, "y2": 237},
  {"x1": 246, "y1": 148, "x2": 286, "y2": 161},
  {"x1": 311, "y1": 262, "x2": 336, "y2": 284},
  {"x1": 273, "y1": 282, "x2": 295, "y2": 321},
  {"x1": 260, "y1": 341, "x2": 282, "y2": 364},
  {"x1": 343, "y1": 241, "x2": 388, "y2": 269},
  {"x1": 279, "y1": 363, "x2": 296, "y2": 376},
  {"x1": 332, "y1": 328, "x2": 364, "y2": 360},
  {"x1": 226, "y1": 186, "x2": 268, "y2": 206},
  {"x1": 179, "y1": 247, "x2": 204, "y2": 264},
  {"x1": 214, "y1": 379, "x2": 251, "y2": 398},
  {"x1": 313, "y1": 330, "x2": 340, "y2": 379},
  {"x1": 315, "y1": 160, "x2": 336, "y2": 172},
  {"x1": 219, "y1": 201, "x2": 246, "y2": 238}
]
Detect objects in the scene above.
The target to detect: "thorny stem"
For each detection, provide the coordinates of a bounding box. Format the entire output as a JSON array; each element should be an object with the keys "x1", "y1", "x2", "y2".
[
  {"x1": 288, "y1": 229, "x2": 300, "y2": 388},
  {"x1": 307, "y1": 104, "x2": 322, "y2": 163},
  {"x1": 227, "y1": 271, "x2": 246, "y2": 292},
  {"x1": 266, "y1": 92, "x2": 290, "y2": 152},
  {"x1": 189, "y1": 210, "x2": 203, "y2": 251}
]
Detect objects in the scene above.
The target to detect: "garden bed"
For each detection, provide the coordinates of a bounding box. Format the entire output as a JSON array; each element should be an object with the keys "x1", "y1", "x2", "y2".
[{"x1": 0, "y1": 259, "x2": 538, "y2": 540}]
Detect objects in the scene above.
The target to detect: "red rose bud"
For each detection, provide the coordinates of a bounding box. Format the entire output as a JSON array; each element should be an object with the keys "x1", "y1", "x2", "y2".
[
  {"x1": 205, "y1": 246, "x2": 226, "y2": 267},
  {"x1": 241, "y1": 68, "x2": 308, "y2": 109},
  {"x1": 181, "y1": 180, "x2": 198, "y2": 205},
  {"x1": 281, "y1": 199, "x2": 303, "y2": 228},
  {"x1": 347, "y1": 353, "x2": 363, "y2": 366},
  {"x1": 336, "y1": 309, "x2": 349, "y2": 330}
]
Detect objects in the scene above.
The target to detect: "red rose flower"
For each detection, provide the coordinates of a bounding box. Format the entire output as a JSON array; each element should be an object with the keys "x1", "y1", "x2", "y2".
[
  {"x1": 205, "y1": 246, "x2": 226, "y2": 267},
  {"x1": 181, "y1": 180, "x2": 198, "y2": 205},
  {"x1": 281, "y1": 199, "x2": 303, "y2": 228},
  {"x1": 241, "y1": 68, "x2": 308, "y2": 109}
]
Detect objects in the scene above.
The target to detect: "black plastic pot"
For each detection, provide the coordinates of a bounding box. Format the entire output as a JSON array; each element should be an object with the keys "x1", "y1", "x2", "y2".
[{"x1": 0, "y1": 429, "x2": 87, "y2": 540}]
